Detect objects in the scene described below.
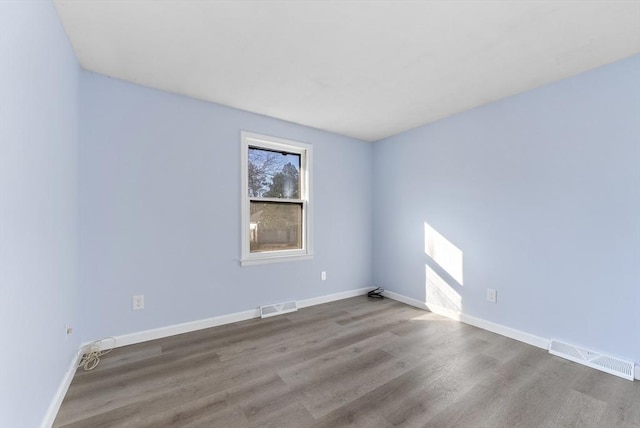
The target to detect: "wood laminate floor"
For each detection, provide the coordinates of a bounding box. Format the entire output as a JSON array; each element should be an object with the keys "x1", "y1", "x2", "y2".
[{"x1": 54, "y1": 297, "x2": 640, "y2": 427}]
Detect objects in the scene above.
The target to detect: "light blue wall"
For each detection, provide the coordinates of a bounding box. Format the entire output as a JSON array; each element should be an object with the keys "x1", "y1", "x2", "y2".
[
  {"x1": 79, "y1": 72, "x2": 373, "y2": 341},
  {"x1": 1, "y1": 3, "x2": 637, "y2": 423},
  {"x1": 373, "y1": 55, "x2": 640, "y2": 366},
  {"x1": 0, "y1": 1, "x2": 81, "y2": 427}
]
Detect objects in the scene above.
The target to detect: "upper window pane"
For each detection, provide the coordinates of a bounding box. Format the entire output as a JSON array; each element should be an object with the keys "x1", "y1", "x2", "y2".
[{"x1": 248, "y1": 147, "x2": 300, "y2": 199}]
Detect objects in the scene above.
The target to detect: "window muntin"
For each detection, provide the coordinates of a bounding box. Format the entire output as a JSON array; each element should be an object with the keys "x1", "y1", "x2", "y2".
[{"x1": 241, "y1": 132, "x2": 312, "y2": 265}]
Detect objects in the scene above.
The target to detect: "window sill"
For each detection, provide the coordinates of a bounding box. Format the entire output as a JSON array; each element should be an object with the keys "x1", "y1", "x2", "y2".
[{"x1": 240, "y1": 253, "x2": 313, "y2": 266}]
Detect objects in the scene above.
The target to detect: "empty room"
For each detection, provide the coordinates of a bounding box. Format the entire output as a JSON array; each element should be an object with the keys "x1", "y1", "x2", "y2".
[{"x1": 1, "y1": 1, "x2": 639, "y2": 427}]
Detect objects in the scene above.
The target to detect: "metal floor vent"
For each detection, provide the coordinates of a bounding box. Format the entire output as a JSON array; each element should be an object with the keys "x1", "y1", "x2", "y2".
[
  {"x1": 549, "y1": 339, "x2": 634, "y2": 381},
  {"x1": 259, "y1": 301, "x2": 298, "y2": 318}
]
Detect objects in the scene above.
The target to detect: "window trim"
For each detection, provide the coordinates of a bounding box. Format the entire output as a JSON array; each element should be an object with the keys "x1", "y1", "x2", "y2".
[{"x1": 240, "y1": 131, "x2": 313, "y2": 266}]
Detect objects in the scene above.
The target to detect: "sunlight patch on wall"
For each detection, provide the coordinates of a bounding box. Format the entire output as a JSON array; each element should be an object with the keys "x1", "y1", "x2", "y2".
[
  {"x1": 424, "y1": 221, "x2": 463, "y2": 285},
  {"x1": 426, "y1": 265, "x2": 462, "y2": 312}
]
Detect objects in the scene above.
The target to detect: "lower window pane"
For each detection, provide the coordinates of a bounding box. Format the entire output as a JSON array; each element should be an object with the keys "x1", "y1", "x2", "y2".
[{"x1": 250, "y1": 202, "x2": 302, "y2": 252}]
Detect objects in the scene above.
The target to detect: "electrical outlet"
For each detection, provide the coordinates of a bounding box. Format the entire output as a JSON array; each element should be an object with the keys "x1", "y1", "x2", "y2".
[
  {"x1": 65, "y1": 324, "x2": 73, "y2": 335},
  {"x1": 321, "y1": 271, "x2": 327, "y2": 281},
  {"x1": 132, "y1": 295, "x2": 145, "y2": 310},
  {"x1": 487, "y1": 289, "x2": 497, "y2": 303}
]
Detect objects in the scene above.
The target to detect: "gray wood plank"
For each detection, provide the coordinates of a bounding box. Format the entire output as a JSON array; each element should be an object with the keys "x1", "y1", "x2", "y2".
[{"x1": 53, "y1": 296, "x2": 640, "y2": 428}]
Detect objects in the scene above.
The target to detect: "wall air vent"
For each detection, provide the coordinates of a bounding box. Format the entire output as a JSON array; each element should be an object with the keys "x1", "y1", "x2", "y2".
[
  {"x1": 549, "y1": 339, "x2": 634, "y2": 381},
  {"x1": 259, "y1": 301, "x2": 298, "y2": 318}
]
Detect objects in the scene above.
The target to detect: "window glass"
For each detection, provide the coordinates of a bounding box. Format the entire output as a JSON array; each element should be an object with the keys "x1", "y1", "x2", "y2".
[
  {"x1": 248, "y1": 147, "x2": 300, "y2": 199},
  {"x1": 250, "y1": 201, "x2": 303, "y2": 252}
]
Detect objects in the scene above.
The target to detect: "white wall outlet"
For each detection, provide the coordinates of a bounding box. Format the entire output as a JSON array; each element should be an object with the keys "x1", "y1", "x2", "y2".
[
  {"x1": 321, "y1": 271, "x2": 327, "y2": 281},
  {"x1": 65, "y1": 324, "x2": 73, "y2": 335},
  {"x1": 487, "y1": 288, "x2": 497, "y2": 303},
  {"x1": 132, "y1": 295, "x2": 145, "y2": 310}
]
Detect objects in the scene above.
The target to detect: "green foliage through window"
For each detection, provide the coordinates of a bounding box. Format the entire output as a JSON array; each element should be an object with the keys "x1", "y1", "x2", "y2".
[{"x1": 248, "y1": 147, "x2": 300, "y2": 199}]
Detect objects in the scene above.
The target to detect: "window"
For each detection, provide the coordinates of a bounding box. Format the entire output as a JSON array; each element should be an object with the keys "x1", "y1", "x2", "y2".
[{"x1": 241, "y1": 132, "x2": 312, "y2": 265}]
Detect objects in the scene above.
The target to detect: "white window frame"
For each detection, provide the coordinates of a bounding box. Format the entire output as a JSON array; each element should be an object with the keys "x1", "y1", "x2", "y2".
[{"x1": 240, "y1": 131, "x2": 313, "y2": 266}]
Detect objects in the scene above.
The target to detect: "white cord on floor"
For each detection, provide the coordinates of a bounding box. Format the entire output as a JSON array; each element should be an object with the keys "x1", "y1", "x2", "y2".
[{"x1": 78, "y1": 337, "x2": 116, "y2": 371}]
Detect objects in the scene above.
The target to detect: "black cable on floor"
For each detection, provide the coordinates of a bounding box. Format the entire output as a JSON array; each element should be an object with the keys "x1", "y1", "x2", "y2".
[{"x1": 367, "y1": 287, "x2": 384, "y2": 299}]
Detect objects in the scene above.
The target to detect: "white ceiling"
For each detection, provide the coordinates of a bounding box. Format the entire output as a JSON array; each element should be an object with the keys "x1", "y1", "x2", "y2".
[{"x1": 54, "y1": 1, "x2": 640, "y2": 142}]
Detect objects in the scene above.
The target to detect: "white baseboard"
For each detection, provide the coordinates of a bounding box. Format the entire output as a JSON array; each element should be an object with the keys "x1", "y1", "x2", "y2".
[
  {"x1": 382, "y1": 289, "x2": 429, "y2": 311},
  {"x1": 84, "y1": 286, "x2": 374, "y2": 350},
  {"x1": 429, "y1": 303, "x2": 549, "y2": 350},
  {"x1": 297, "y1": 287, "x2": 374, "y2": 309},
  {"x1": 41, "y1": 348, "x2": 83, "y2": 428},
  {"x1": 383, "y1": 290, "x2": 548, "y2": 349},
  {"x1": 382, "y1": 290, "x2": 640, "y2": 380},
  {"x1": 101, "y1": 308, "x2": 261, "y2": 349}
]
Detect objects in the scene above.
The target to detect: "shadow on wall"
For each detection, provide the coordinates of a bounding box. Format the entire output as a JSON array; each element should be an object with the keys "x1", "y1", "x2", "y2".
[{"x1": 424, "y1": 221, "x2": 464, "y2": 314}]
